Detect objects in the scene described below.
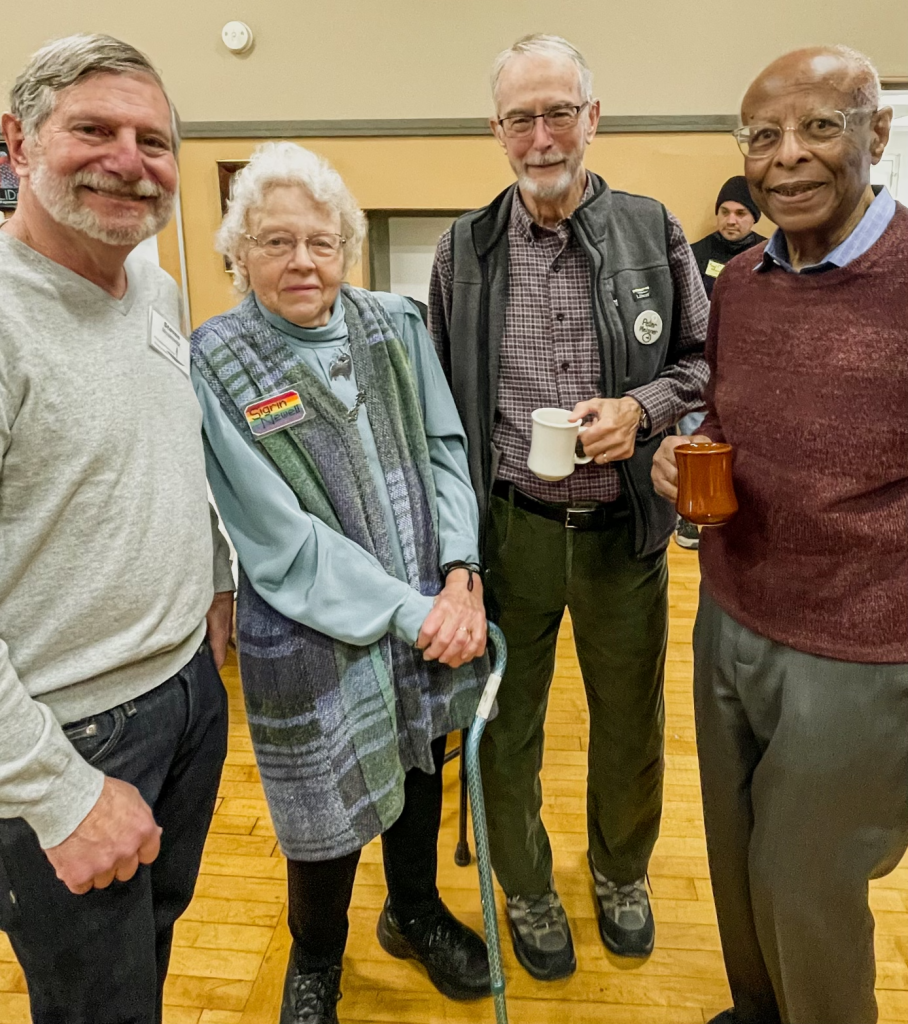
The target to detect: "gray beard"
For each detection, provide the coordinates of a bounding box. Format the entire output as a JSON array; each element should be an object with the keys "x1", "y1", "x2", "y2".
[
  {"x1": 517, "y1": 158, "x2": 582, "y2": 202},
  {"x1": 29, "y1": 163, "x2": 174, "y2": 247}
]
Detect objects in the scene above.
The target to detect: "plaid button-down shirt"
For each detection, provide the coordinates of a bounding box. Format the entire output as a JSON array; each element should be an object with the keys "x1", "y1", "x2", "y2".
[{"x1": 429, "y1": 175, "x2": 710, "y2": 504}]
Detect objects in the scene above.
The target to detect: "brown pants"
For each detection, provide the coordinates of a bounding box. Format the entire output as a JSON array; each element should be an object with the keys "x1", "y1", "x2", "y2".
[{"x1": 694, "y1": 589, "x2": 908, "y2": 1024}]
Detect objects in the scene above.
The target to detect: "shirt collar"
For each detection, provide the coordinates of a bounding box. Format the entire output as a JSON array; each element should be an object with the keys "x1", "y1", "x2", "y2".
[
  {"x1": 511, "y1": 172, "x2": 595, "y2": 242},
  {"x1": 756, "y1": 185, "x2": 896, "y2": 275}
]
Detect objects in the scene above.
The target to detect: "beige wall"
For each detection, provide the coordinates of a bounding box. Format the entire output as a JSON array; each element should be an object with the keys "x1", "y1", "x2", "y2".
[
  {"x1": 1, "y1": 0, "x2": 906, "y2": 122},
  {"x1": 180, "y1": 133, "x2": 773, "y2": 329}
]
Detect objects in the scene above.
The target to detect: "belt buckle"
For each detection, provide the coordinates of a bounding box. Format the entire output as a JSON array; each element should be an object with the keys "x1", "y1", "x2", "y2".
[{"x1": 564, "y1": 506, "x2": 594, "y2": 530}]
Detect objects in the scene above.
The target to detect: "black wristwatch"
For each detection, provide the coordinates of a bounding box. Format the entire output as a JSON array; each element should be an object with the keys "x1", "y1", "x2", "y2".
[{"x1": 440, "y1": 560, "x2": 483, "y2": 592}]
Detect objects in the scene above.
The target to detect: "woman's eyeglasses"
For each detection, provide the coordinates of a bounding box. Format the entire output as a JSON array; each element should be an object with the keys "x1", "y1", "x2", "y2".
[{"x1": 244, "y1": 232, "x2": 346, "y2": 259}]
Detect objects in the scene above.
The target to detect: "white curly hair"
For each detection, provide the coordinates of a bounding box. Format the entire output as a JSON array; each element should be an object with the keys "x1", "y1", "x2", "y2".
[{"x1": 216, "y1": 142, "x2": 367, "y2": 292}]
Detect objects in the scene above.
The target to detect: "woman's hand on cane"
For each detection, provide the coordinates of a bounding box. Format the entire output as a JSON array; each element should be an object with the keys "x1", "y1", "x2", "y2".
[{"x1": 417, "y1": 569, "x2": 488, "y2": 668}]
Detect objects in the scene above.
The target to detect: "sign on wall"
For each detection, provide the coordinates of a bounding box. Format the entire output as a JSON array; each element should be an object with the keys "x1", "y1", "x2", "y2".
[{"x1": 0, "y1": 143, "x2": 19, "y2": 210}]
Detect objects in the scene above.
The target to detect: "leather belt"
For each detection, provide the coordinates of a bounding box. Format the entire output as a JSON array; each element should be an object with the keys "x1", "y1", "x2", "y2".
[{"x1": 492, "y1": 480, "x2": 627, "y2": 531}]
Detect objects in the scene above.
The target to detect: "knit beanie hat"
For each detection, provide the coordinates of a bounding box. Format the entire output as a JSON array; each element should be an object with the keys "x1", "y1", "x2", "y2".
[{"x1": 715, "y1": 176, "x2": 760, "y2": 223}]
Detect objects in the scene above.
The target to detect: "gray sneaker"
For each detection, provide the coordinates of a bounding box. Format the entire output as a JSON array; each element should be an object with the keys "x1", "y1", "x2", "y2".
[
  {"x1": 591, "y1": 865, "x2": 655, "y2": 958},
  {"x1": 674, "y1": 518, "x2": 700, "y2": 549},
  {"x1": 505, "y1": 890, "x2": 576, "y2": 980}
]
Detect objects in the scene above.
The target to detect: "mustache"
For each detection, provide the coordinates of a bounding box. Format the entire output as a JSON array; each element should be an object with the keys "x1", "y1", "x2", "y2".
[
  {"x1": 524, "y1": 153, "x2": 566, "y2": 168},
  {"x1": 70, "y1": 170, "x2": 168, "y2": 200}
]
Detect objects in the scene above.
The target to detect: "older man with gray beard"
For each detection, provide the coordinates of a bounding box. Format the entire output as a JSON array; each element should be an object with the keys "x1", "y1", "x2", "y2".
[
  {"x1": 429, "y1": 33, "x2": 708, "y2": 978},
  {"x1": 0, "y1": 34, "x2": 233, "y2": 1024}
]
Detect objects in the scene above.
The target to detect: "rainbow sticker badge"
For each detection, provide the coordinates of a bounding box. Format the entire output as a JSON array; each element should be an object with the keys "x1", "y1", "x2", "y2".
[{"x1": 244, "y1": 389, "x2": 308, "y2": 439}]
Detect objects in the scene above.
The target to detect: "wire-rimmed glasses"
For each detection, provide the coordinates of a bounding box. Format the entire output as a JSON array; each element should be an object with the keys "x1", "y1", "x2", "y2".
[
  {"x1": 244, "y1": 231, "x2": 346, "y2": 259},
  {"x1": 731, "y1": 108, "x2": 875, "y2": 157}
]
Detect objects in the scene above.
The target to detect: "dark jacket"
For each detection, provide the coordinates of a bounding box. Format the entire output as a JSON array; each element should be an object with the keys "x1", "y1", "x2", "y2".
[
  {"x1": 690, "y1": 230, "x2": 766, "y2": 298},
  {"x1": 433, "y1": 173, "x2": 695, "y2": 559}
]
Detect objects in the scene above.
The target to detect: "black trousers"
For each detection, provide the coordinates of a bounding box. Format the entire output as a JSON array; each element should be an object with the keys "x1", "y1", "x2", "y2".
[
  {"x1": 287, "y1": 734, "x2": 447, "y2": 971},
  {"x1": 0, "y1": 644, "x2": 229, "y2": 1024}
]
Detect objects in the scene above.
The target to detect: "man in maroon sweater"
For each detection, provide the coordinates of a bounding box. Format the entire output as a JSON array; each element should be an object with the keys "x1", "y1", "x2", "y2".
[{"x1": 653, "y1": 46, "x2": 901, "y2": 1024}]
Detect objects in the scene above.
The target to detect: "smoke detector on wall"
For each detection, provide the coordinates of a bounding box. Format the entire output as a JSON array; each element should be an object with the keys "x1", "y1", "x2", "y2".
[{"x1": 222, "y1": 21, "x2": 254, "y2": 54}]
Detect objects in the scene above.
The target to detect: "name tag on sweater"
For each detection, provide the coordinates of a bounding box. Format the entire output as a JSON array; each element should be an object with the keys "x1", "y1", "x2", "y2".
[
  {"x1": 148, "y1": 309, "x2": 190, "y2": 376},
  {"x1": 705, "y1": 259, "x2": 726, "y2": 278},
  {"x1": 244, "y1": 389, "x2": 309, "y2": 438}
]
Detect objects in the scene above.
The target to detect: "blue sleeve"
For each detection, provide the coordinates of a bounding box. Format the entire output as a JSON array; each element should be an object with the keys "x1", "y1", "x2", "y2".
[
  {"x1": 190, "y1": 366, "x2": 434, "y2": 646},
  {"x1": 378, "y1": 294, "x2": 481, "y2": 566}
]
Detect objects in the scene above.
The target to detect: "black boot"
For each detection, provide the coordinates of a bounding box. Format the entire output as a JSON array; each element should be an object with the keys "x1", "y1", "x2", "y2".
[
  {"x1": 279, "y1": 945, "x2": 342, "y2": 1024},
  {"x1": 376, "y1": 897, "x2": 492, "y2": 1001}
]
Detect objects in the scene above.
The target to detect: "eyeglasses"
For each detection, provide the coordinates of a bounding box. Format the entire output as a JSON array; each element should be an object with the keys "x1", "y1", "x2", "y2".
[
  {"x1": 496, "y1": 102, "x2": 589, "y2": 139},
  {"x1": 244, "y1": 231, "x2": 346, "y2": 259},
  {"x1": 732, "y1": 108, "x2": 875, "y2": 157}
]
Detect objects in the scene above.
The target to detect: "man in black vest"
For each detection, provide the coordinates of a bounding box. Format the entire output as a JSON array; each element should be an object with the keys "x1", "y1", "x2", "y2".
[
  {"x1": 690, "y1": 176, "x2": 766, "y2": 299},
  {"x1": 428, "y1": 34, "x2": 708, "y2": 979}
]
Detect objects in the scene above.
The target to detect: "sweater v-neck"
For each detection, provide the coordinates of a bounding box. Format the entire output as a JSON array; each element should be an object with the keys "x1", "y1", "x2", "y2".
[
  {"x1": 700, "y1": 199, "x2": 908, "y2": 664},
  {"x1": 0, "y1": 230, "x2": 138, "y2": 316},
  {"x1": 751, "y1": 206, "x2": 907, "y2": 289}
]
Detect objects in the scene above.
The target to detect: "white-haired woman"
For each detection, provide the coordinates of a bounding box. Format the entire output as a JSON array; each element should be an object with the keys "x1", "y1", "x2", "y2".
[{"x1": 190, "y1": 142, "x2": 490, "y2": 1023}]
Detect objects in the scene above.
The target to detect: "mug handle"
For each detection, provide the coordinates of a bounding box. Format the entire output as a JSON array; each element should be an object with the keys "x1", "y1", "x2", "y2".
[{"x1": 574, "y1": 424, "x2": 592, "y2": 465}]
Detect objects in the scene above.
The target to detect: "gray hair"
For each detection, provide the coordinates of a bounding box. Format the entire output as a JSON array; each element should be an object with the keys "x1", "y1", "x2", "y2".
[
  {"x1": 491, "y1": 34, "x2": 593, "y2": 109},
  {"x1": 828, "y1": 44, "x2": 881, "y2": 108},
  {"x1": 10, "y1": 33, "x2": 180, "y2": 149},
  {"x1": 216, "y1": 142, "x2": 368, "y2": 293}
]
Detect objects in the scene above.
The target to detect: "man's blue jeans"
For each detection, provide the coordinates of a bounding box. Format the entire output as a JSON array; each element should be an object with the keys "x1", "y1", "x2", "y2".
[{"x1": 0, "y1": 643, "x2": 228, "y2": 1024}]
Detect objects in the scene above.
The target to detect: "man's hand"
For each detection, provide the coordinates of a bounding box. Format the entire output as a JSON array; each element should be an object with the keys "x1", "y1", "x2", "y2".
[
  {"x1": 416, "y1": 570, "x2": 487, "y2": 669},
  {"x1": 206, "y1": 591, "x2": 234, "y2": 670},
  {"x1": 570, "y1": 397, "x2": 643, "y2": 464},
  {"x1": 45, "y1": 777, "x2": 161, "y2": 895},
  {"x1": 651, "y1": 433, "x2": 712, "y2": 502}
]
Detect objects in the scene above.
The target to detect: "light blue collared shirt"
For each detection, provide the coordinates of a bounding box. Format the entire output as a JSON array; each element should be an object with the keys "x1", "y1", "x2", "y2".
[{"x1": 757, "y1": 185, "x2": 896, "y2": 274}]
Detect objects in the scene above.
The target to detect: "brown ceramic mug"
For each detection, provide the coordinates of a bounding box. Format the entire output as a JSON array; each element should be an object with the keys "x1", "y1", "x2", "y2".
[{"x1": 675, "y1": 441, "x2": 738, "y2": 526}]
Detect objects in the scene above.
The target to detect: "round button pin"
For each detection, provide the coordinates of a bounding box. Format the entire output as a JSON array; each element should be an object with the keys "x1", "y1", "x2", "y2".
[{"x1": 634, "y1": 310, "x2": 663, "y2": 345}]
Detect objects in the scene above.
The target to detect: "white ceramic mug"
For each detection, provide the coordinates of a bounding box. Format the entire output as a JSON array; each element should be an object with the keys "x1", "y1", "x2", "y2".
[{"x1": 527, "y1": 408, "x2": 592, "y2": 481}]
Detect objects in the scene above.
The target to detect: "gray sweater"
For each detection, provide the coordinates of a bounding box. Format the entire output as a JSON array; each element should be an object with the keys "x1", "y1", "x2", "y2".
[{"x1": 0, "y1": 232, "x2": 233, "y2": 848}]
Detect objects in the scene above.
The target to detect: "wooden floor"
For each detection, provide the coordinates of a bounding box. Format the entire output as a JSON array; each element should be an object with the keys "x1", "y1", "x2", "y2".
[{"x1": 5, "y1": 546, "x2": 908, "y2": 1022}]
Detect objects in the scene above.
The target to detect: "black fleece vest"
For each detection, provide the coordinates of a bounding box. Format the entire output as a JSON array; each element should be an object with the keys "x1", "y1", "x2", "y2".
[{"x1": 442, "y1": 174, "x2": 680, "y2": 558}]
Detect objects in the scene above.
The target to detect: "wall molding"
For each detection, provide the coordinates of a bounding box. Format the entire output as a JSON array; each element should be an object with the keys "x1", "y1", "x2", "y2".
[{"x1": 181, "y1": 114, "x2": 739, "y2": 139}]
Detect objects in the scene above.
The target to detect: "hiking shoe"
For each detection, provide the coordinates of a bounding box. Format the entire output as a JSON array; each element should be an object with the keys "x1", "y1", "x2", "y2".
[
  {"x1": 505, "y1": 890, "x2": 576, "y2": 980},
  {"x1": 674, "y1": 518, "x2": 700, "y2": 550},
  {"x1": 591, "y1": 866, "x2": 655, "y2": 958}
]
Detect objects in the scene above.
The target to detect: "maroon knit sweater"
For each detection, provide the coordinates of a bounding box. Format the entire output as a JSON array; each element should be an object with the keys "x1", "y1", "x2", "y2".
[{"x1": 699, "y1": 204, "x2": 908, "y2": 664}]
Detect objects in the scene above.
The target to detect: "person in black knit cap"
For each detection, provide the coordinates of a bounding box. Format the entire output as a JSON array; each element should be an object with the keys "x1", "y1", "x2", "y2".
[{"x1": 690, "y1": 176, "x2": 767, "y2": 298}]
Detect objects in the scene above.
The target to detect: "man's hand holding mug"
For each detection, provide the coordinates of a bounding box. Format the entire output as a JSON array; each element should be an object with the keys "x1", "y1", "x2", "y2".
[
  {"x1": 570, "y1": 396, "x2": 643, "y2": 464},
  {"x1": 653, "y1": 433, "x2": 738, "y2": 526},
  {"x1": 652, "y1": 433, "x2": 712, "y2": 502}
]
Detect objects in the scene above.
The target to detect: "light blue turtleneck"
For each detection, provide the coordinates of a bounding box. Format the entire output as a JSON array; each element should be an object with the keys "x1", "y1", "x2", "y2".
[{"x1": 192, "y1": 291, "x2": 480, "y2": 647}]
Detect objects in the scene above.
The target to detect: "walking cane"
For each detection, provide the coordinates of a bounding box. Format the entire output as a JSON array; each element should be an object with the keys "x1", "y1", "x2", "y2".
[{"x1": 466, "y1": 622, "x2": 509, "y2": 1024}]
